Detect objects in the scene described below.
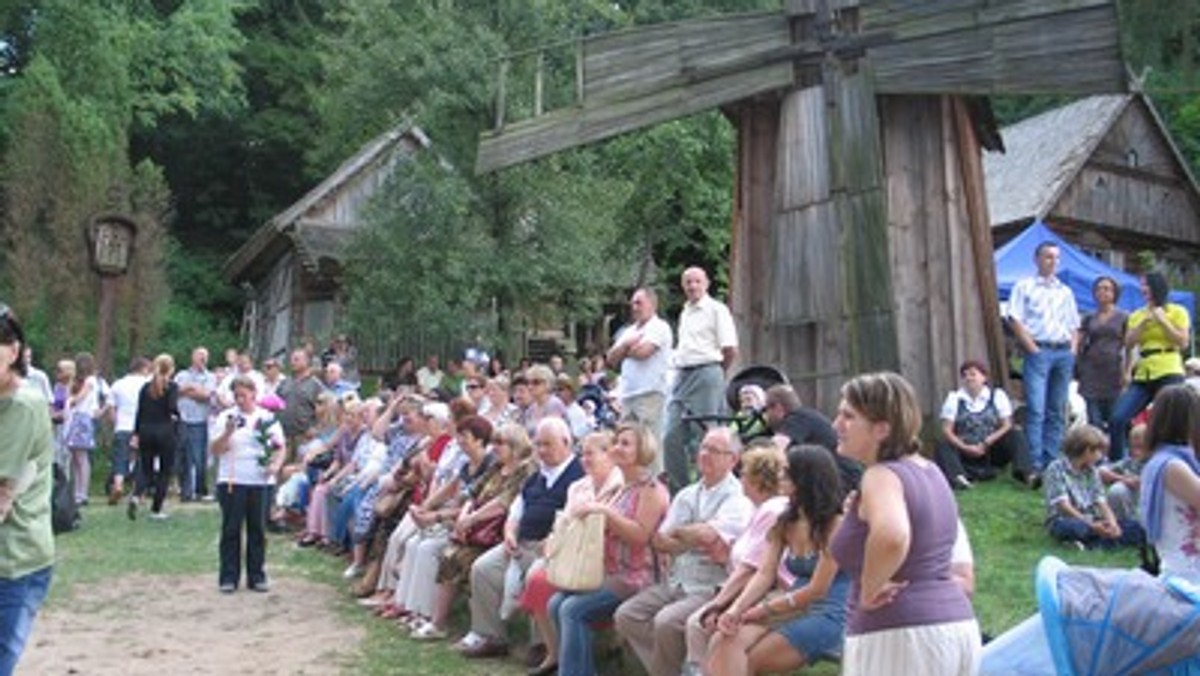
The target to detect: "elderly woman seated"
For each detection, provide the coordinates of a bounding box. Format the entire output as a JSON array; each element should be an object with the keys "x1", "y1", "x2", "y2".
[
  {"x1": 391, "y1": 415, "x2": 496, "y2": 637},
  {"x1": 406, "y1": 422, "x2": 535, "y2": 640}
]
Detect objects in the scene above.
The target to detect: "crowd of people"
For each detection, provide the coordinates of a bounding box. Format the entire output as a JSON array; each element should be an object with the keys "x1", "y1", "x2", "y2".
[{"x1": 2, "y1": 249, "x2": 1199, "y2": 675}]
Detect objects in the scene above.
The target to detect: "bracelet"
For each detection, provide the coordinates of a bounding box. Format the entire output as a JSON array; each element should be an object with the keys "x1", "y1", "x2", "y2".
[
  {"x1": 759, "y1": 599, "x2": 771, "y2": 616},
  {"x1": 786, "y1": 593, "x2": 798, "y2": 610}
]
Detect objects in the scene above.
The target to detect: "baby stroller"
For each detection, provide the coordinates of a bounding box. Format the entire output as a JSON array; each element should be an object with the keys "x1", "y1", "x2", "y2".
[
  {"x1": 982, "y1": 556, "x2": 1200, "y2": 675},
  {"x1": 681, "y1": 364, "x2": 788, "y2": 445},
  {"x1": 578, "y1": 382, "x2": 618, "y2": 430}
]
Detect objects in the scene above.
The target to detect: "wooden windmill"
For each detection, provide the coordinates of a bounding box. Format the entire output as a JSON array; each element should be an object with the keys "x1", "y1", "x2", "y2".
[{"x1": 476, "y1": 0, "x2": 1126, "y2": 414}]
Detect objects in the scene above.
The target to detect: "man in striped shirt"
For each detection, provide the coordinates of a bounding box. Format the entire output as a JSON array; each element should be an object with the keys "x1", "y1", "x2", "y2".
[{"x1": 1007, "y1": 241, "x2": 1080, "y2": 486}]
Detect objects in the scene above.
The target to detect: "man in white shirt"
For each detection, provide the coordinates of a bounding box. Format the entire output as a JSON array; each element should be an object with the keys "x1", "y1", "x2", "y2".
[
  {"x1": 662, "y1": 267, "x2": 739, "y2": 493},
  {"x1": 108, "y1": 357, "x2": 150, "y2": 505},
  {"x1": 608, "y1": 287, "x2": 673, "y2": 476},
  {"x1": 416, "y1": 354, "x2": 444, "y2": 395},
  {"x1": 615, "y1": 426, "x2": 753, "y2": 676},
  {"x1": 22, "y1": 347, "x2": 52, "y2": 403},
  {"x1": 1007, "y1": 242, "x2": 1079, "y2": 484}
]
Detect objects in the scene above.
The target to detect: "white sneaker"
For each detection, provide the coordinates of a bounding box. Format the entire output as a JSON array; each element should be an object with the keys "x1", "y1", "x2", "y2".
[
  {"x1": 342, "y1": 563, "x2": 365, "y2": 579},
  {"x1": 454, "y1": 631, "x2": 485, "y2": 652},
  {"x1": 149, "y1": 511, "x2": 169, "y2": 521},
  {"x1": 411, "y1": 621, "x2": 447, "y2": 641}
]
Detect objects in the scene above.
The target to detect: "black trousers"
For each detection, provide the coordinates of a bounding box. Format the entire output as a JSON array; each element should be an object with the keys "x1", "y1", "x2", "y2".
[
  {"x1": 216, "y1": 483, "x2": 269, "y2": 588},
  {"x1": 137, "y1": 427, "x2": 176, "y2": 513},
  {"x1": 934, "y1": 427, "x2": 1031, "y2": 484}
]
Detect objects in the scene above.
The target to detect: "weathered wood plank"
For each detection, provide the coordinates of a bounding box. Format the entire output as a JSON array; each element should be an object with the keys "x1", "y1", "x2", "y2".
[
  {"x1": 778, "y1": 86, "x2": 830, "y2": 211},
  {"x1": 477, "y1": 63, "x2": 791, "y2": 173},
  {"x1": 770, "y1": 203, "x2": 841, "y2": 323},
  {"x1": 729, "y1": 100, "x2": 781, "y2": 370},
  {"x1": 829, "y1": 66, "x2": 883, "y2": 193},
  {"x1": 862, "y1": 0, "x2": 1112, "y2": 34},
  {"x1": 583, "y1": 12, "x2": 786, "y2": 102},
  {"x1": 871, "y1": 5, "x2": 1124, "y2": 94}
]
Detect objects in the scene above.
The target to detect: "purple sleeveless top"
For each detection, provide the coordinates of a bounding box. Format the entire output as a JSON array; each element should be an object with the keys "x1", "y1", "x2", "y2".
[{"x1": 830, "y1": 458, "x2": 975, "y2": 635}]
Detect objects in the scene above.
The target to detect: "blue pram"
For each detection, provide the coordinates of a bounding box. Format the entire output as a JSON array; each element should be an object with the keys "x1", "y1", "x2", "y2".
[{"x1": 982, "y1": 556, "x2": 1200, "y2": 675}]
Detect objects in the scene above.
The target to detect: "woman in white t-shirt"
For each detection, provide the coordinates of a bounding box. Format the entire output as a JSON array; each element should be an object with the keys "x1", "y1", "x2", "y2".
[{"x1": 209, "y1": 375, "x2": 286, "y2": 593}]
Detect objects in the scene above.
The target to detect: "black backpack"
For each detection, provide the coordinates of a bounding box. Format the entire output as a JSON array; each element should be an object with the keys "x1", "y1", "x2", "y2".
[{"x1": 51, "y1": 463, "x2": 81, "y2": 534}]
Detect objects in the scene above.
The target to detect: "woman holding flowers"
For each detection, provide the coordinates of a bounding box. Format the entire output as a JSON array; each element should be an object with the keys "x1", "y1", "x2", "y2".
[{"x1": 210, "y1": 375, "x2": 286, "y2": 593}]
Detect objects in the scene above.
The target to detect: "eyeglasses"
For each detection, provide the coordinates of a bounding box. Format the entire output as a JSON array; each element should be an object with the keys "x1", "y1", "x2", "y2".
[
  {"x1": 699, "y1": 443, "x2": 735, "y2": 456},
  {"x1": 466, "y1": 383, "x2": 483, "y2": 390},
  {"x1": 530, "y1": 379, "x2": 547, "y2": 386}
]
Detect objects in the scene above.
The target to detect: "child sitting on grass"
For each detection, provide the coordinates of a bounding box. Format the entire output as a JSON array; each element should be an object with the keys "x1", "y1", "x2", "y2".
[
  {"x1": 1098, "y1": 423, "x2": 1147, "y2": 522},
  {"x1": 1044, "y1": 424, "x2": 1145, "y2": 550}
]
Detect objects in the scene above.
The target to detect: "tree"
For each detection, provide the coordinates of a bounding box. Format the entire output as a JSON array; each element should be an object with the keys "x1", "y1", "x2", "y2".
[{"x1": 0, "y1": 0, "x2": 244, "y2": 362}]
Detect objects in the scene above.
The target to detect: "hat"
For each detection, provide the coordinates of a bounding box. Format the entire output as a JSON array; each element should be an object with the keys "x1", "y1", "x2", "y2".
[{"x1": 1185, "y1": 357, "x2": 1200, "y2": 375}]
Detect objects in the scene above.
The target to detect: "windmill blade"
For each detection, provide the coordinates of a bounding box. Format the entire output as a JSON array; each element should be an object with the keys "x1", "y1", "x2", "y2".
[
  {"x1": 476, "y1": 12, "x2": 792, "y2": 173},
  {"x1": 864, "y1": 0, "x2": 1125, "y2": 95}
]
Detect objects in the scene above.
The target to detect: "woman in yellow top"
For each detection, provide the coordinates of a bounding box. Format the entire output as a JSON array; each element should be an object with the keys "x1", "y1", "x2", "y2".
[{"x1": 1109, "y1": 272, "x2": 1191, "y2": 461}]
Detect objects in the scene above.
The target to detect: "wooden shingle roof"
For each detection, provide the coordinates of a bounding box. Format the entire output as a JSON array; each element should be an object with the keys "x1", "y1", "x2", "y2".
[{"x1": 984, "y1": 95, "x2": 1128, "y2": 228}]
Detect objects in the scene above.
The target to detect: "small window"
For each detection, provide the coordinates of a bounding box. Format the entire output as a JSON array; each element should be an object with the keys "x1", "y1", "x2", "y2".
[{"x1": 1126, "y1": 148, "x2": 1139, "y2": 167}]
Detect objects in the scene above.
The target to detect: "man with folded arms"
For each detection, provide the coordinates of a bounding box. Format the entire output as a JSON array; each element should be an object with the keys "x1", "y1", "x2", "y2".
[{"x1": 615, "y1": 426, "x2": 753, "y2": 676}]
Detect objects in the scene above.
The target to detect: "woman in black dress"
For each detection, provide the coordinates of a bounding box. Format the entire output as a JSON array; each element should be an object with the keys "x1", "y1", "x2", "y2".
[
  {"x1": 1076, "y1": 276, "x2": 1127, "y2": 437},
  {"x1": 131, "y1": 354, "x2": 179, "y2": 520}
]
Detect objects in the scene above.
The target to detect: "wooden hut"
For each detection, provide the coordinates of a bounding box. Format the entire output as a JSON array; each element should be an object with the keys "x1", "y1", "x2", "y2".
[
  {"x1": 986, "y1": 92, "x2": 1200, "y2": 281},
  {"x1": 223, "y1": 123, "x2": 430, "y2": 362}
]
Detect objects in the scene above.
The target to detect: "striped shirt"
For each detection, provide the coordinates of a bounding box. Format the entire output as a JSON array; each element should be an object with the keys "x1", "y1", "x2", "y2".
[{"x1": 1008, "y1": 275, "x2": 1079, "y2": 343}]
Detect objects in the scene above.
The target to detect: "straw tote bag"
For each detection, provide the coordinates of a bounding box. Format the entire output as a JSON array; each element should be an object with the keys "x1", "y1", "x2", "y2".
[{"x1": 544, "y1": 510, "x2": 606, "y2": 591}]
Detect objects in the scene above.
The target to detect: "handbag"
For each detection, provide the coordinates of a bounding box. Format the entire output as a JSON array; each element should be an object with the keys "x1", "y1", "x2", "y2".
[
  {"x1": 452, "y1": 512, "x2": 506, "y2": 548},
  {"x1": 544, "y1": 511, "x2": 606, "y2": 591},
  {"x1": 373, "y1": 488, "x2": 409, "y2": 519}
]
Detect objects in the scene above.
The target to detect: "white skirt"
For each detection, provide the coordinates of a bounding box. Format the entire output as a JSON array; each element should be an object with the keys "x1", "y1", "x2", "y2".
[{"x1": 843, "y1": 619, "x2": 981, "y2": 676}]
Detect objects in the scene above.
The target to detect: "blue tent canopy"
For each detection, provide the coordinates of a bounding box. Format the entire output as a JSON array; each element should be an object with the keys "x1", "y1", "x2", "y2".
[{"x1": 995, "y1": 220, "x2": 1195, "y2": 318}]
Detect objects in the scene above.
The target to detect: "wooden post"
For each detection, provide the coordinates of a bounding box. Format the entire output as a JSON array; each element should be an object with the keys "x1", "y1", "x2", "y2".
[
  {"x1": 952, "y1": 97, "x2": 1010, "y2": 391},
  {"x1": 96, "y1": 275, "x2": 119, "y2": 379},
  {"x1": 495, "y1": 59, "x2": 508, "y2": 130},
  {"x1": 575, "y1": 39, "x2": 585, "y2": 104},
  {"x1": 534, "y1": 52, "x2": 544, "y2": 117}
]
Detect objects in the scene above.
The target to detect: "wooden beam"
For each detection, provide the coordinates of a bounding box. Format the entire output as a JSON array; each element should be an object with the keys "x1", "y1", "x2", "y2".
[{"x1": 477, "y1": 62, "x2": 792, "y2": 173}]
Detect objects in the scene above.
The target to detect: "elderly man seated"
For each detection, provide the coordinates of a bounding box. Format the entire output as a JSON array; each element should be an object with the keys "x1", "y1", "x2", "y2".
[
  {"x1": 456, "y1": 416, "x2": 584, "y2": 658},
  {"x1": 614, "y1": 426, "x2": 754, "y2": 676}
]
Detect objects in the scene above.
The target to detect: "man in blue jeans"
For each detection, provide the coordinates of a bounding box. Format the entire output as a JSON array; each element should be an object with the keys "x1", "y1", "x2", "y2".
[
  {"x1": 174, "y1": 346, "x2": 216, "y2": 501},
  {"x1": 1007, "y1": 241, "x2": 1080, "y2": 487}
]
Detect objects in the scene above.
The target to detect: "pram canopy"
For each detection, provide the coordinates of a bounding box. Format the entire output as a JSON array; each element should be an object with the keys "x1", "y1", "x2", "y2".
[{"x1": 1037, "y1": 556, "x2": 1200, "y2": 676}]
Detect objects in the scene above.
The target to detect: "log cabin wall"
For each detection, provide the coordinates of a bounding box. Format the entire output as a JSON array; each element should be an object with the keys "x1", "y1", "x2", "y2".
[
  {"x1": 729, "y1": 98, "x2": 780, "y2": 381},
  {"x1": 881, "y1": 95, "x2": 991, "y2": 417}
]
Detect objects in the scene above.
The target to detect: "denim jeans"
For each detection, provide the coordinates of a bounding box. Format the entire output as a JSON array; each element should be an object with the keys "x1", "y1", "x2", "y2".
[
  {"x1": 1047, "y1": 516, "x2": 1145, "y2": 549},
  {"x1": 179, "y1": 422, "x2": 209, "y2": 499},
  {"x1": 1022, "y1": 348, "x2": 1075, "y2": 472},
  {"x1": 216, "y1": 483, "x2": 269, "y2": 589},
  {"x1": 1084, "y1": 398, "x2": 1115, "y2": 435},
  {"x1": 329, "y1": 483, "x2": 365, "y2": 550},
  {"x1": 0, "y1": 565, "x2": 53, "y2": 676},
  {"x1": 1109, "y1": 375, "x2": 1184, "y2": 461},
  {"x1": 550, "y1": 587, "x2": 623, "y2": 676}
]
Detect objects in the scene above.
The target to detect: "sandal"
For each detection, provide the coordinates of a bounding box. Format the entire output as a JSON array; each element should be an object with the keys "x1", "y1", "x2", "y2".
[{"x1": 411, "y1": 621, "x2": 447, "y2": 641}]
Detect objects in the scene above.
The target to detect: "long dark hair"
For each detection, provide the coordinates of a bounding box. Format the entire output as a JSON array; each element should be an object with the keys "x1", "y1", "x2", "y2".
[
  {"x1": 1145, "y1": 272, "x2": 1170, "y2": 307},
  {"x1": 775, "y1": 444, "x2": 843, "y2": 552},
  {"x1": 1146, "y1": 384, "x2": 1200, "y2": 451}
]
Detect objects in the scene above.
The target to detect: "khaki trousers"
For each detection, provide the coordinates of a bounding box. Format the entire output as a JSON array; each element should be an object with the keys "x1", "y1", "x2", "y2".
[{"x1": 614, "y1": 582, "x2": 711, "y2": 676}]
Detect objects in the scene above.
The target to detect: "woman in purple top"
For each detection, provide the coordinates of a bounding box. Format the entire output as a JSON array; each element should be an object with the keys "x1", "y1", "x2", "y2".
[{"x1": 829, "y1": 372, "x2": 980, "y2": 675}]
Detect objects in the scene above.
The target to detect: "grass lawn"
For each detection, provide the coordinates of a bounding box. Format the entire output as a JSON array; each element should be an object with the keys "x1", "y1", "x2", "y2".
[{"x1": 41, "y1": 475, "x2": 1138, "y2": 675}]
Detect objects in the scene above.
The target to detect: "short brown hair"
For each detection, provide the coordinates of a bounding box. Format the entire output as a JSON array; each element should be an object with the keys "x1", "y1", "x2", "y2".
[
  {"x1": 1061, "y1": 424, "x2": 1107, "y2": 460},
  {"x1": 839, "y1": 372, "x2": 922, "y2": 462}
]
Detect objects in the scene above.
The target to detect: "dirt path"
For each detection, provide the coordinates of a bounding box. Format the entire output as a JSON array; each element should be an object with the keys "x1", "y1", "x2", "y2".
[{"x1": 19, "y1": 572, "x2": 364, "y2": 675}]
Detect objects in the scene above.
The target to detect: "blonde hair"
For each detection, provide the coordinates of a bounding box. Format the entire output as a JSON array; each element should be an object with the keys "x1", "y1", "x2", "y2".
[
  {"x1": 740, "y1": 440, "x2": 785, "y2": 496},
  {"x1": 615, "y1": 422, "x2": 659, "y2": 467},
  {"x1": 150, "y1": 353, "x2": 175, "y2": 399}
]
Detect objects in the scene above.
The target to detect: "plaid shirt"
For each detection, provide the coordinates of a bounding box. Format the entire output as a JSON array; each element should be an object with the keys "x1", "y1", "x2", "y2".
[{"x1": 1044, "y1": 457, "x2": 1106, "y2": 523}]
